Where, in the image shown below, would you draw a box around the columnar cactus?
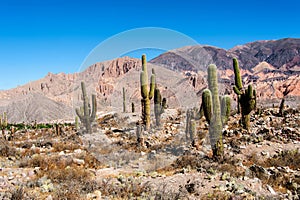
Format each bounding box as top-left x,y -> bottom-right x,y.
190,119 -> 197,146
279,98 -> 285,117
154,86 -> 167,127
75,82 -> 97,134
75,116 -> 79,130
136,121 -> 144,147
123,87 -> 126,113
202,64 -> 229,158
185,109 -> 191,141
3,112 -> 7,128
232,58 -> 256,131
0,112 -> 8,129
140,54 -> 155,130
132,102 -> 135,113
185,107 -> 203,144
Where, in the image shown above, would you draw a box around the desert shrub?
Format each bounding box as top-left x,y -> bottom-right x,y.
11,187 -> 24,200
200,190 -> 233,200
264,149 -> 300,170
52,141 -> 80,152
99,176 -> 151,199
0,142 -> 17,157
51,167 -> 98,199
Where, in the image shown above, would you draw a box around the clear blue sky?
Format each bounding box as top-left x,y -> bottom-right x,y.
1,0 -> 299,89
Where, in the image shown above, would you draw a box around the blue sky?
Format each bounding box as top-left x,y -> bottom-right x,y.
0,0 -> 300,89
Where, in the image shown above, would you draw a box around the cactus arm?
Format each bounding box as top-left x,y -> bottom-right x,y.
233,58 -> 243,90
149,73 -> 155,100
140,71 -> 148,99
142,54 -> 147,71
221,95 -> 231,125
233,86 -> 242,95
75,108 -> 84,119
90,94 -> 97,120
202,89 -> 212,124
162,98 -> 167,111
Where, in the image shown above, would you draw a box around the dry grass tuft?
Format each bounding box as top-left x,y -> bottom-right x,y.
52,141 -> 81,152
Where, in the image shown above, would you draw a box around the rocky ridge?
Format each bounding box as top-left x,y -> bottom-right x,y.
0,38 -> 300,122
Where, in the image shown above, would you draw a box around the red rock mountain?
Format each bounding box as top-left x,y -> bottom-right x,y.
0,38 -> 299,123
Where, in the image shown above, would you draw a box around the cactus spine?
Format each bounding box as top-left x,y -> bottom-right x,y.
154,86 -> 166,127
202,64 -> 226,158
140,54 -> 155,130
75,82 -> 97,134
232,58 -> 256,131
123,87 -> 126,113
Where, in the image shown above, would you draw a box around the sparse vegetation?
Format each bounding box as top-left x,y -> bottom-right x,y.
0,57 -> 299,199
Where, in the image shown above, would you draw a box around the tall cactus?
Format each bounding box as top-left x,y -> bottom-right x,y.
202,64 -> 230,158
75,82 -> 97,134
154,86 -> 167,127
140,54 -> 155,130
232,58 -> 256,131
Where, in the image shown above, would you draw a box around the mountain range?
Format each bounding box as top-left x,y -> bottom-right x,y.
1,38 -> 299,123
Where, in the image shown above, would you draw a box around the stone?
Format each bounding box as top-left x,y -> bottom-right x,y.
73,158 -> 85,165
266,184 -> 276,195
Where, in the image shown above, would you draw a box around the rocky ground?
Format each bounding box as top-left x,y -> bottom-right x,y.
0,106 -> 300,200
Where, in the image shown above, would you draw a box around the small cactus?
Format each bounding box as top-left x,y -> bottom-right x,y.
123,87 -> 126,113
279,98 -> 285,116
190,119 -> 197,146
154,86 -> 167,127
185,107 -> 203,145
75,116 -> 79,130
140,54 -> 155,130
0,112 -> 8,129
232,58 -> 256,131
136,121 -> 144,147
75,82 -> 97,134
132,102 -> 135,113
185,109 -> 191,141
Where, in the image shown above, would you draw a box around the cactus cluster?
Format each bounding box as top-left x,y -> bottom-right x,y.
154,85 -> 167,127
201,64 -> 231,158
232,58 -> 256,131
75,82 -> 97,134
140,54 -> 155,130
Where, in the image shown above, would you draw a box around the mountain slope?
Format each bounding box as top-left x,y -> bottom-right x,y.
1,38 -> 300,123
150,38 -> 300,71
